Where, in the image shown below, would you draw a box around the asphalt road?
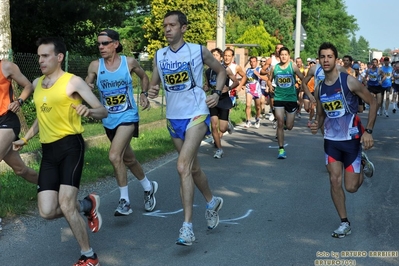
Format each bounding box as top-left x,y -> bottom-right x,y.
1,107 -> 398,266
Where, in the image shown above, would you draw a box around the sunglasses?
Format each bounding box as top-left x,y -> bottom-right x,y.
260,60 -> 266,62
97,40 -> 114,47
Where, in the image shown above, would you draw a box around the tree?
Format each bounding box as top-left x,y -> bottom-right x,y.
294,0 -> 358,60
225,0 -> 294,49
10,0 -> 137,54
235,20 -> 280,56
143,0 -> 217,58
0,0 -> 11,59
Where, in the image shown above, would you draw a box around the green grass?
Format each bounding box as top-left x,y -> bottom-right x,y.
0,102 -> 248,218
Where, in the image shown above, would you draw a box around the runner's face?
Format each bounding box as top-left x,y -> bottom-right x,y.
343,58 -> 351,67
212,52 -> 222,62
224,51 -> 234,65
296,58 -> 303,67
38,43 -> 62,76
279,50 -> 290,63
163,15 -> 186,44
250,58 -> 258,68
319,49 -> 336,73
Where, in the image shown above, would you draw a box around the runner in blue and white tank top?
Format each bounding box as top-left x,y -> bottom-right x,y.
310,42 -> 377,239
87,29 -> 158,217
365,58 -> 384,115
149,10 -> 226,247
391,62 -> 399,113
243,56 -> 262,128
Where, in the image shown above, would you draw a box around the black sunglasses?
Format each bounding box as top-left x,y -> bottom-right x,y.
97,41 -> 114,47
260,60 -> 266,62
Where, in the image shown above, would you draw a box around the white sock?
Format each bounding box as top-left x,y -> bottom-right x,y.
139,176 -> 152,191
206,196 -> 216,209
183,222 -> 193,229
119,185 -> 129,203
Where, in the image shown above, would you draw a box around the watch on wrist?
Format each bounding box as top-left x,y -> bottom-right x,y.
212,90 -> 222,96
365,128 -> 373,134
141,91 -> 148,97
17,98 -> 24,106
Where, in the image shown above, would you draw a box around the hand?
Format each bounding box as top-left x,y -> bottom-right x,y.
12,139 -> 25,151
139,93 -> 151,111
148,85 -> 160,99
8,101 -> 21,113
72,104 -> 91,117
205,93 -> 219,108
87,83 -> 95,90
310,95 -> 316,103
310,120 -> 319,135
361,132 -> 374,150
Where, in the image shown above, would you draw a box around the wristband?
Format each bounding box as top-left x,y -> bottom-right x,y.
141,91 -> 148,97
20,137 -> 28,145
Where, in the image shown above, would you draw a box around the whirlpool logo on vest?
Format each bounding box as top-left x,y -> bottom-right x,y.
159,59 -> 195,70
100,79 -> 131,89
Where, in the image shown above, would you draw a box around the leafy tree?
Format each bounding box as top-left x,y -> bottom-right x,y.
143,0 -> 217,58
10,0 -> 137,54
0,0 -> 11,57
294,0 -> 358,60
225,0 -> 294,49
235,20 -> 280,56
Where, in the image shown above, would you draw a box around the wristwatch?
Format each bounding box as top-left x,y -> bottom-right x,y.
141,91 -> 148,97
365,128 -> 373,134
212,90 -> 222,96
17,98 -> 24,106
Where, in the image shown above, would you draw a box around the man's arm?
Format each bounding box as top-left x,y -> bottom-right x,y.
13,119 -> 39,151
128,57 -> 151,110
301,65 -> 316,102
148,57 -> 162,99
3,60 -> 34,112
310,82 -> 325,135
69,76 -> 108,120
347,75 -> 377,150
236,65 -> 247,90
85,60 -> 99,90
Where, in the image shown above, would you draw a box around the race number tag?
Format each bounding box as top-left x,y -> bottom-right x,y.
321,92 -> 345,118
102,88 -> 129,113
276,74 -> 294,88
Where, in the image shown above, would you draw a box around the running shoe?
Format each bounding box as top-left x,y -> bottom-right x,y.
268,113 -> 275,121
73,253 -> 99,266
384,110 -> 389,117
377,110 -> 381,116
307,120 -> 312,128
176,225 -> 195,246
362,151 -> 375,178
214,149 -> 224,159
227,120 -> 235,134
272,120 -> 277,129
296,112 -> 301,118
244,120 -> 251,128
84,194 -> 102,233
114,198 -> 133,216
277,148 -> 286,159
331,222 -> 351,238
393,108 -> 396,114
254,119 -> 260,129
144,181 -> 158,212
205,197 -> 223,229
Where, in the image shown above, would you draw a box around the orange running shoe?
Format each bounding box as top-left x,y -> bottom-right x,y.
85,194 -> 102,233
73,253 -> 99,266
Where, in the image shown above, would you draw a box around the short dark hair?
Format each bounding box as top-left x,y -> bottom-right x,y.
343,55 -> 353,62
318,42 -> 338,59
279,46 -> 290,54
164,10 -> 188,27
36,37 -> 67,61
224,47 -> 235,56
211,48 -> 223,57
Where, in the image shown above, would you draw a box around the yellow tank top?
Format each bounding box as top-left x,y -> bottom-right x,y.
34,72 -> 84,143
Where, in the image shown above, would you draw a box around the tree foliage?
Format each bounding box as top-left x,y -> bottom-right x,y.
292,0 -> 358,60
143,0 -> 217,58
10,0 -> 137,54
225,0 -> 294,49
235,20 -> 280,57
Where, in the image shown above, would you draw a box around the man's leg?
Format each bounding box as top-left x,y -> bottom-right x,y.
210,115 -> 221,149
274,107 -> 285,147
328,161 -> 346,219
3,149 -> 38,184
245,93 -> 253,124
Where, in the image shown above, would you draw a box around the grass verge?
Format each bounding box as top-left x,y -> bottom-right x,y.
0,102 -> 248,218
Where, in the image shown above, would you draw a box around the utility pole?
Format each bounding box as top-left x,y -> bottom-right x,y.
216,0 -> 225,50
294,0 -> 302,59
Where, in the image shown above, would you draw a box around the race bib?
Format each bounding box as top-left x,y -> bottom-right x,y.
320,92 -> 345,118
102,87 -> 129,113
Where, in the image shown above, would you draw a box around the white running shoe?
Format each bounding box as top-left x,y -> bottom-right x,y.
268,113 -> 275,121
213,149 -> 224,159
384,110 -> 389,117
362,151 -> 375,178
227,121 -> 234,134
244,121 -> 251,128
176,225 -> 195,246
331,222 -> 351,238
254,120 -> 260,128
205,197 -> 223,229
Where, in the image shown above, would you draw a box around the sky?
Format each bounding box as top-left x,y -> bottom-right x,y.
344,0 -> 398,51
